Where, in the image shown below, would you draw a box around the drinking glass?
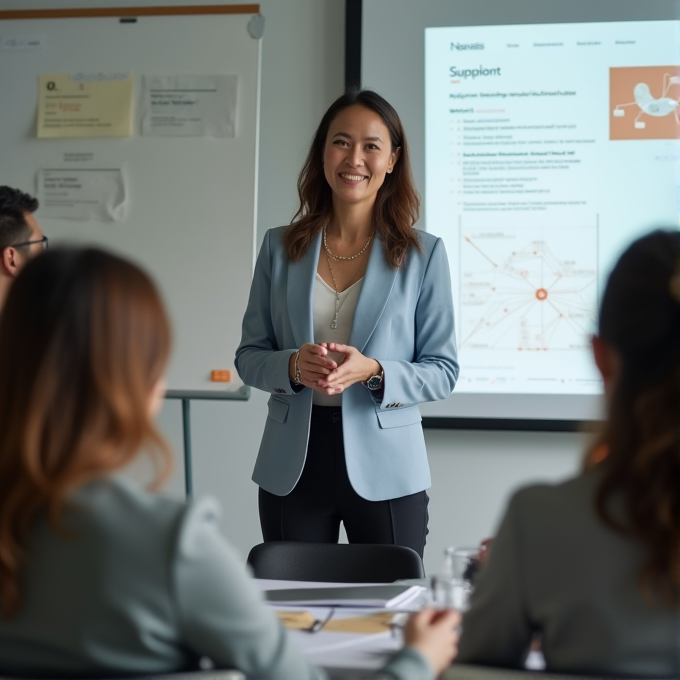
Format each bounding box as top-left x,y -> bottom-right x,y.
429,572 -> 457,609
442,545 -> 481,612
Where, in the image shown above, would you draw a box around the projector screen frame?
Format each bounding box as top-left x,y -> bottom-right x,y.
343,0 -> 639,433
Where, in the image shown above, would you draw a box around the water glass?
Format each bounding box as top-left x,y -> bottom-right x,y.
443,545 -> 481,612
429,572 -> 457,609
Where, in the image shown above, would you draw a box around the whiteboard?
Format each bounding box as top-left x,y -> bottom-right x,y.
0,6 -> 261,392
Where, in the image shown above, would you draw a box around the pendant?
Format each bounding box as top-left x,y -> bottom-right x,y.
331,320 -> 337,329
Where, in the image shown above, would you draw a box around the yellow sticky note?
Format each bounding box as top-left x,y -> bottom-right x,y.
275,610 -> 317,630
38,73 -> 133,138
325,612 -> 396,635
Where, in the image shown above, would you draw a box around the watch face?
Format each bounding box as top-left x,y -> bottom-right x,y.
367,375 -> 382,390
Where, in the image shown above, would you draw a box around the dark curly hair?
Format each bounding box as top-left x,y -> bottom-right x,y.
0,186 -> 39,251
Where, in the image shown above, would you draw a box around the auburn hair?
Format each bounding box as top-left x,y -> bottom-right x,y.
0,248 -> 172,618
583,229 -> 680,606
284,89 -> 421,268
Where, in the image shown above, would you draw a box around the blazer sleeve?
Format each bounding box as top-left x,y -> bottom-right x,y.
234,229 -> 299,396
172,498 -> 436,680
379,237 -> 459,407
456,490 -> 535,668
173,498 -> 324,680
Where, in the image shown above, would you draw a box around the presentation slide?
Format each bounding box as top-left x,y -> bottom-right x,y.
425,20 -> 680,415
426,20 -> 680,397
360,2 -> 680,423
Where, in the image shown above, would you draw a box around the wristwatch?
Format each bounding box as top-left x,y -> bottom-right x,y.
363,369 -> 384,391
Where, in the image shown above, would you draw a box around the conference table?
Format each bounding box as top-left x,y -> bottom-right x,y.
257,578 -> 416,674
256,578 -> 546,679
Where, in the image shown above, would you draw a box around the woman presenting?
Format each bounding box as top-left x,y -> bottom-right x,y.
235,90 -> 458,557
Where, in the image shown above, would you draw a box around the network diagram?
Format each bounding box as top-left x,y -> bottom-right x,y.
459,228 -> 597,352
613,73 -> 680,128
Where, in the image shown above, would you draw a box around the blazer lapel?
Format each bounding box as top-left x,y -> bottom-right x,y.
349,238 -> 398,353
287,230 -> 321,348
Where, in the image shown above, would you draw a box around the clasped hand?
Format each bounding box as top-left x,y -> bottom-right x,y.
292,342 -> 381,395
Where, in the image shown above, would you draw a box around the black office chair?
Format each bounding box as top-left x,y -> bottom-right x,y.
246,541 -> 425,582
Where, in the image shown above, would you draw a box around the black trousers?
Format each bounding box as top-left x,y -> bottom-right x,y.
259,405 -> 429,558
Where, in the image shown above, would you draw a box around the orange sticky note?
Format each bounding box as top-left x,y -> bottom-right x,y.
211,370 -> 232,382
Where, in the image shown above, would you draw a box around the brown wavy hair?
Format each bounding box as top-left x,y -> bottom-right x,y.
0,248 -> 172,618
583,229 -> 680,606
284,89 -> 421,268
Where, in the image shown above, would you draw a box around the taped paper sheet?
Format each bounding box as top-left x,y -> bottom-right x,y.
141,75 -> 238,137
37,73 -> 132,138
37,168 -> 127,221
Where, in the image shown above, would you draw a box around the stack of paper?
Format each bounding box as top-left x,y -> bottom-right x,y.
264,584 -> 424,608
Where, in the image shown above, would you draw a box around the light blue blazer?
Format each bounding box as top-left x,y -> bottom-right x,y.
235,226 -> 458,502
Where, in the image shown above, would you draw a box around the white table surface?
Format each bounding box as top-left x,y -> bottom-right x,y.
255,579 -> 545,672
256,579 -> 421,669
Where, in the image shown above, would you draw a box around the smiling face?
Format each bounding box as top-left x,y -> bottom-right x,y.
323,104 -> 400,212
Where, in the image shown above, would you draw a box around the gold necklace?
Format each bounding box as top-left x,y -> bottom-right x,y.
323,225 -> 372,261
325,253 -> 341,329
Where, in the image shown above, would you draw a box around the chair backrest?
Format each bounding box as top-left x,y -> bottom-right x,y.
246,541 -> 425,582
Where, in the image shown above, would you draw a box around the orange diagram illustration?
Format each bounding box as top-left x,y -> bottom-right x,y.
610,66 -> 680,140
460,228 -> 597,351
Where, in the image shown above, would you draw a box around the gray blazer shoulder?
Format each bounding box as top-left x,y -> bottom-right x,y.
0,478 -> 433,680
457,471 -> 680,677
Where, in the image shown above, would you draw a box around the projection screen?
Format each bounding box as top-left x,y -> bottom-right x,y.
353,0 -> 680,429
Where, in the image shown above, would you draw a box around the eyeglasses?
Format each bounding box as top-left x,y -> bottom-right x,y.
11,236 -> 49,251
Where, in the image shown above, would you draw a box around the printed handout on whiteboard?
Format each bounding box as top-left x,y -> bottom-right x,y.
37,168 -> 127,221
141,75 -> 238,137
37,73 -> 133,138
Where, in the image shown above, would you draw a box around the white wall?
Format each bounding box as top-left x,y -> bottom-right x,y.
0,0 -> 586,574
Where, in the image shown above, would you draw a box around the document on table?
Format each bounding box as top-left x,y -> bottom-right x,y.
257,582 -> 416,670
281,606 -> 402,667
277,609 -> 403,634
265,584 -> 424,608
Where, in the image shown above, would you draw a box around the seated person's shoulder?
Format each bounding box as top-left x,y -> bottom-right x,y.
71,477 -> 192,540
508,470 -> 600,520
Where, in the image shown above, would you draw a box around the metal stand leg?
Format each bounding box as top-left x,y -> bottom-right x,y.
181,398 -> 193,498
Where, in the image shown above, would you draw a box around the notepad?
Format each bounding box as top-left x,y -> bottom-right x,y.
264,584 -> 424,608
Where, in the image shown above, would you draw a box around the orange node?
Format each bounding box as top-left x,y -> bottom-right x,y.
535,288 -> 548,301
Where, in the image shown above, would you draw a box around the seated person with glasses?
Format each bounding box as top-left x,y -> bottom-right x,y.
0,186 -> 48,309
0,246 -> 458,680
